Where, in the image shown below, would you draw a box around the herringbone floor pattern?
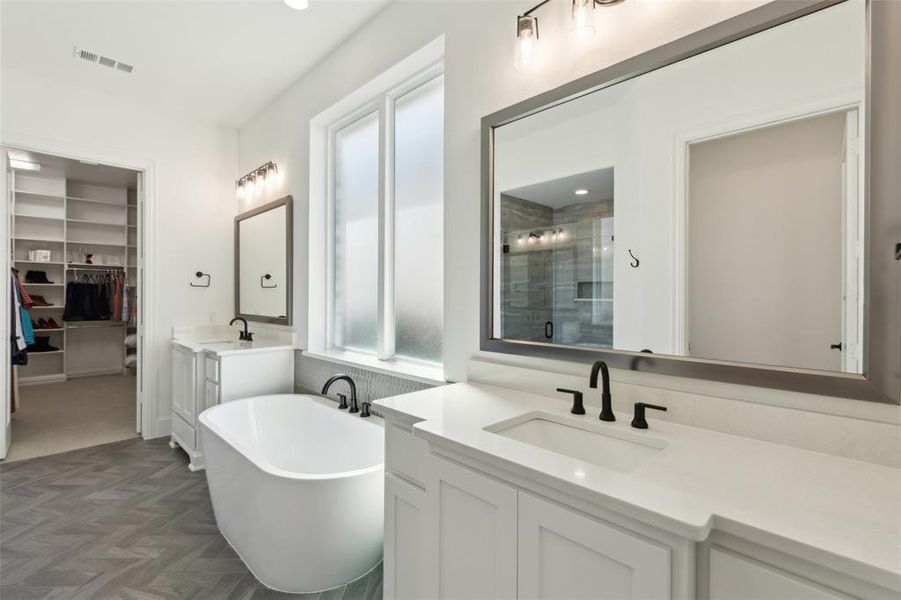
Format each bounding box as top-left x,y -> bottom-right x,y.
0,438 -> 383,600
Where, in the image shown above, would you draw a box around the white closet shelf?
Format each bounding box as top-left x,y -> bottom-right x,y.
67,263 -> 126,268
66,218 -> 127,227
13,236 -> 65,243
14,261 -> 65,265
26,350 -> 65,355
33,328 -> 64,332
66,196 -> 127,207
65,240 -> 127,247
30,305 -> 62,310
23,283 -> 64,287
13,190 -> 65,201
66,321 -> 125,329
13,214 -> 65,222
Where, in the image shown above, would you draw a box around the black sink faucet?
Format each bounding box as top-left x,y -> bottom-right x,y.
322,374 -> 359,413
229,317 -> 253,341
589,360 -> 615,422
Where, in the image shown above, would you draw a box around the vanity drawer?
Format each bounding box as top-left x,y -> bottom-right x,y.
205,356 -> 219,383
171,413 -> 195,450
386,424 -> 428,488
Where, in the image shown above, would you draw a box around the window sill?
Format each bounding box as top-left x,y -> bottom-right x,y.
301,349 -> 446,387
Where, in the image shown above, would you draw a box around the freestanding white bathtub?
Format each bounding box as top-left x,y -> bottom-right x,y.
198,394 -> 384,594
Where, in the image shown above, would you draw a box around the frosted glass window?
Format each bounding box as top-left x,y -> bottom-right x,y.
334,111 -> 379,352
394,75 -> 445,363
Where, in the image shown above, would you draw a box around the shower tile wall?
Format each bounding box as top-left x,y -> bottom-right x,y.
295,353 -> 435,408
501,195 -> 614,347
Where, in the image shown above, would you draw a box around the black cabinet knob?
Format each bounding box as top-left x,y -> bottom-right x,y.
556,388 -> 585,415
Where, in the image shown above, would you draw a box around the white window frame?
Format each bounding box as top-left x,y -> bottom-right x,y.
325,63 -> 445,366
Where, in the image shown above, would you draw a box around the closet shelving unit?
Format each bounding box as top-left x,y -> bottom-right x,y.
11,172 -> 133,385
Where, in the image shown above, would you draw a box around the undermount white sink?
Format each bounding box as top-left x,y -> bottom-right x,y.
485,412 -> 668,473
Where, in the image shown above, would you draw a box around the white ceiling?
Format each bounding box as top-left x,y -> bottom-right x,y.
503,167 -> 615,209
1,0 -> 392,128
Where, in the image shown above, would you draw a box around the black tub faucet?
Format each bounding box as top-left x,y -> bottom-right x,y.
322,374 -> 359,413
589,360 -> 615,422
229,317 -> 253,341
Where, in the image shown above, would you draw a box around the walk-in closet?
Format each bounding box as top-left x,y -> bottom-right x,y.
6,149 -> 142,461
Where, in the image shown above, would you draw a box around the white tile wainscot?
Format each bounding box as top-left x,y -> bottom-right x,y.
169,325 -> 294,470
374,383 -> 901,600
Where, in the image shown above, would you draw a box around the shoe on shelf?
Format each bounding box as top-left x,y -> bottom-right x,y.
31,320 -> 40,330
46,318 -> 62,329
26,336 -> 59,353
37,318 -> 50,329
29,295 -> 53,307
25,270 -> 53,284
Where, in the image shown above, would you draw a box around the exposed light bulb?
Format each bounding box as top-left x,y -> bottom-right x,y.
266,162 -> 279,188
515,15 -> 540,70
285,0 -> 309,10
246,175 -> 256,197
517,235 -> 524,245
574,188 -> 590,196
570,0 -> 596,40
236,179 -> 245,200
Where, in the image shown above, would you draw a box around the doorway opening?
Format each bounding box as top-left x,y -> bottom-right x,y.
4,148 -> 144,462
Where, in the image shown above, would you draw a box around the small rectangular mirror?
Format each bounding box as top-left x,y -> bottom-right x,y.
235,195 -> 292,325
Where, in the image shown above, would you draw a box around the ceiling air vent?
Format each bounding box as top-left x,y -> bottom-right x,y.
78,48 -> 98,63
73,47 -> 134,74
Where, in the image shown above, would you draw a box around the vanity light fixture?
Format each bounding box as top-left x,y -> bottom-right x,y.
235,161 -> 278,199
515,13 -> 541,70
515,0 -> 625,67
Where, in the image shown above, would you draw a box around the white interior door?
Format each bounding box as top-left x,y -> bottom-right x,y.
135,171 -> 144,434
1,151 -> 10,459
841,109 -> 863,373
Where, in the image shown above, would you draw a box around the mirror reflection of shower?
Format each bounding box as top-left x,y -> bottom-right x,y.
499,167 -> 614,348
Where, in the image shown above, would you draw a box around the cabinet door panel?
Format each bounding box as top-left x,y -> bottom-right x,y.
204,380 -> 219,410
171,348 -> 196,422
519,492 -> 671,600
385,474 -> 432,600
428,456 -> 517,599
709,547 -> 854,600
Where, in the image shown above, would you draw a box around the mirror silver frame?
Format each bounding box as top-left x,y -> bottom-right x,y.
235,195 -> 293,326
481,0 -> 900,404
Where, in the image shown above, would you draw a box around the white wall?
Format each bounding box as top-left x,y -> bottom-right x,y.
238,0 -> 900,464
1,66 -> 238,438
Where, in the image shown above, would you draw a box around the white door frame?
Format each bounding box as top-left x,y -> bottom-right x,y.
672,90 -> 864,357
0,132 -> 157,455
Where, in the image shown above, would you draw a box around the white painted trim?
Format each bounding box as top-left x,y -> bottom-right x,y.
0,130 -> 159,440
1,153 -> 10,459
302,349 -> 445,386
671,88 -> 864,356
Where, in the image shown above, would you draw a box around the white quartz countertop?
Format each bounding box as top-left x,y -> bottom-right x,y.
373,382 -> 901,589
170,337 -> 294,356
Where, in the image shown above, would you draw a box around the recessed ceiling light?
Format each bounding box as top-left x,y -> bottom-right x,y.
285,0 -> 309,9
574,188 -> 590,196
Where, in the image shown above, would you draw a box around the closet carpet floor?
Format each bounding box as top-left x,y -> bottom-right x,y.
6,375 -> 138,463
0,438 -> 384,600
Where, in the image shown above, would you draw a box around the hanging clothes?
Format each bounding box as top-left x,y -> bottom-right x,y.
10,270 -> 28,366
63,272 -> 120,321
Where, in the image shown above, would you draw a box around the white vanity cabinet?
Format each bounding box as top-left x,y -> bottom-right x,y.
383,423 -> 680,600
518,492 -> 671,600
169,338 -> 294,471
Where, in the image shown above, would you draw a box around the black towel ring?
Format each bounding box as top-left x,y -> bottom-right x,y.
191,271 -> 211,288
628,249 -> 640,268
260,274 -> 277,289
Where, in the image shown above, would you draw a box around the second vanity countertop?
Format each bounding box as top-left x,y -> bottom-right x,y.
171,336 -> 294,357
373,382 -> 901,590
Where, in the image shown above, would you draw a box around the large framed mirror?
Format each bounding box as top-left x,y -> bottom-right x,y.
481,0 -> 900,403
235,195 -> 293,325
